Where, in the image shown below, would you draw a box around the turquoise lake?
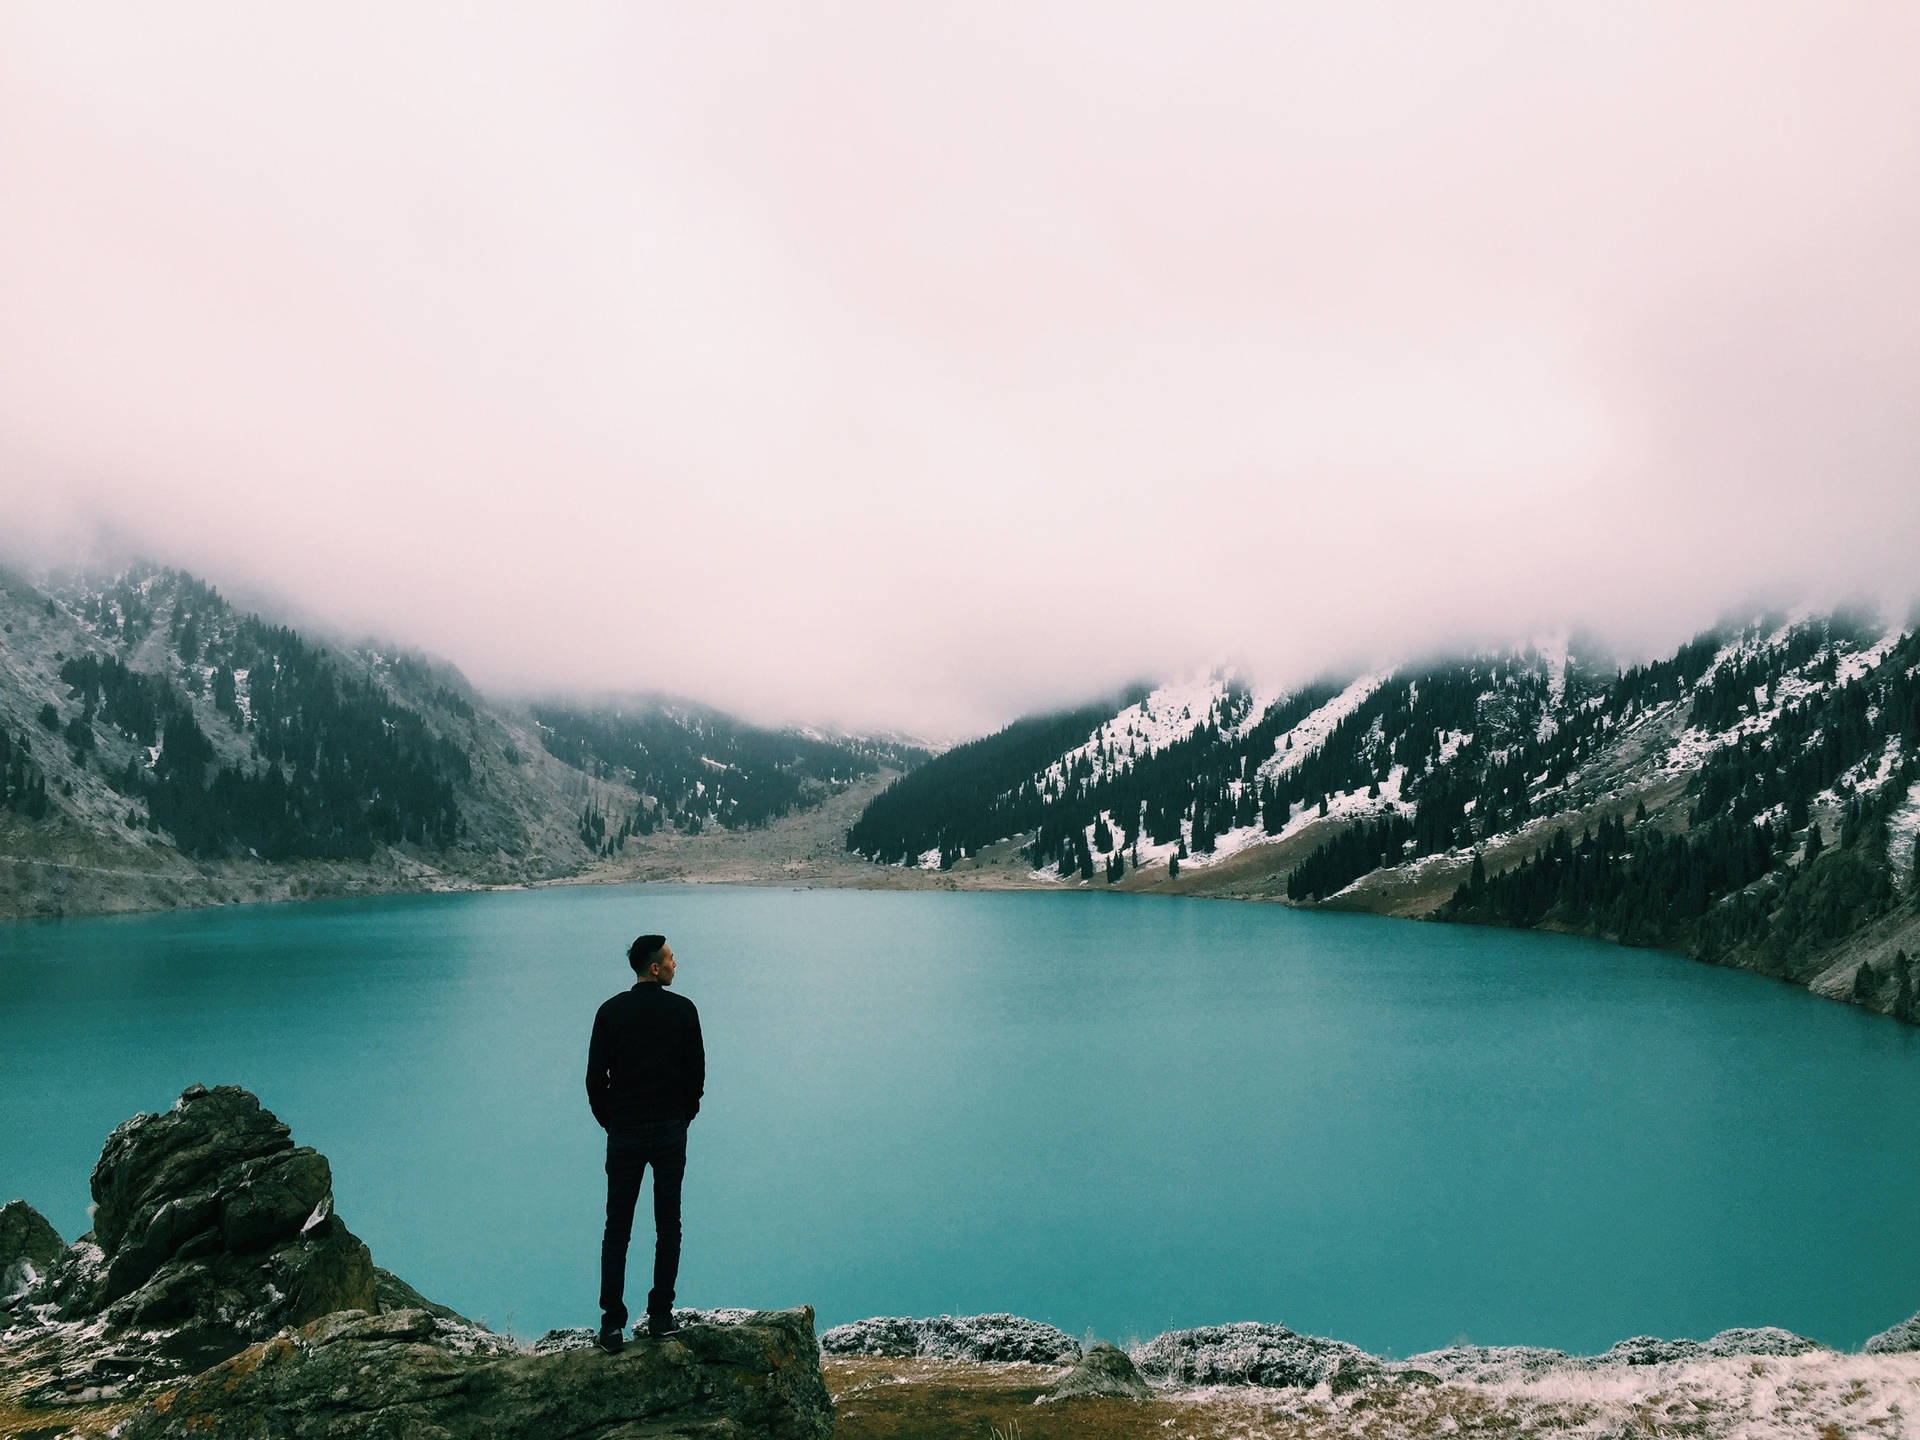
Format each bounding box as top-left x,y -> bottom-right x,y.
2,885 -> 1916,1356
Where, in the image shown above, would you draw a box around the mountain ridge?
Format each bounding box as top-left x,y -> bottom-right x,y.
7,557 -> 1917,1028
844,612 -> 1920,1023
0,560 -> 927,920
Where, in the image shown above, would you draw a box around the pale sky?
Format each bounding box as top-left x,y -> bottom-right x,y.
2,4 -> 1916,737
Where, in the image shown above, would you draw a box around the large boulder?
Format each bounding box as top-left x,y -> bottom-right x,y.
0,1200 -> 64,1306
48,1084 -> 375,1347
1040,1340 -> 1151,1402
1,1086 -> 391,1408
1865,1312 -> 1920,1354
1598,1327 -> 1822,1366
1132,1321 -> 1373,1388
819,1312 -> 1082,1363
119,1305 -> 835,1440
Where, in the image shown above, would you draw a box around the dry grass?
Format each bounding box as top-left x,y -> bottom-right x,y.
824,1349 -> 1920,1440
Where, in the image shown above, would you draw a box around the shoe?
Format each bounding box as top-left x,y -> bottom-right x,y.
645,1314 -> 681,1339
595,1328 -> 625,1355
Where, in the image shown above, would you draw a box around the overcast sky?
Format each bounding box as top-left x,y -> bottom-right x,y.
2,4 -> 1916,737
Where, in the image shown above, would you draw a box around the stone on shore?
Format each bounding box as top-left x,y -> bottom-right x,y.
1,1084 -> 835,1440
47,1084 -> 376,1351
1865,1311 -> 1920,1354
1597,1326 -> 1822,1366
819,1311 -> 1083,1363
0,1199 -> 65,1305
1039,1340 -> 1151,1402
1132,1321 -> 1373,1388
120,1304 -> 834,1440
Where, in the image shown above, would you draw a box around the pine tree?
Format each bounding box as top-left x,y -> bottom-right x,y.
1168,854 -> 1179,879
1803,822 -> 1824,866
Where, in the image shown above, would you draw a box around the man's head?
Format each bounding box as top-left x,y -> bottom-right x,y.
628,933 -> 675,985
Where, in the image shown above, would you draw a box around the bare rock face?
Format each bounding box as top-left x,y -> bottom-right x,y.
0,1085 -> 387,1407
0,1199 -> 65,1304
52,1084 -> 376,1348
119,1305 -> 834,1440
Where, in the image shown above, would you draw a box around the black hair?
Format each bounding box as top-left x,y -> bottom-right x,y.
628,934 -> 668,973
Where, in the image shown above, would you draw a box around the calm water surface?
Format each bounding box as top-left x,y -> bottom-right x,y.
2,885 -> 1916,1355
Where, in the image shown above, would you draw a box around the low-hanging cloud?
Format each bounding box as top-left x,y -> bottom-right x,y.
2,3 -> 1916,738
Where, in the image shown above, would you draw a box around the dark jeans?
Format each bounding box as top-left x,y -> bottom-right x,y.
599,1119 -> 687,1332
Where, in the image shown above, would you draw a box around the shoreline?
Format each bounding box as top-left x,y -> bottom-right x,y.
6,780 -> 1913,1031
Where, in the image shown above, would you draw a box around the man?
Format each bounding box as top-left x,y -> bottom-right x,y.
585,933 -> 705,1354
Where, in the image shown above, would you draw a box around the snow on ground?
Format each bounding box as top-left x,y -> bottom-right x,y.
1533,630 -> 1570,711
1658,625 -> 1911,782
1039,671 -> 1288,792
1836,625 -> 1903,687
1891,778 -> 1920,891
1030,765 -> 1412,885
1257,673 -> 1389,784
1152,1349 -> 1920,1440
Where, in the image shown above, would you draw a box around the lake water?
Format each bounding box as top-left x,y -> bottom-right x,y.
2,885 -> 1916,1356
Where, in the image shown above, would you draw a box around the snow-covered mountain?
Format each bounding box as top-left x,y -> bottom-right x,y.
847,614 -> 1920,1022
0,561 -> 925,918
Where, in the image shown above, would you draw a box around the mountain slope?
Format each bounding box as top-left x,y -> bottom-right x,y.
845,613 -> 1920,1022
0,562 -> 925,919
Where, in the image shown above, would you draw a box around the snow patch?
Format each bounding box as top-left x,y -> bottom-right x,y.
1890,777 -> 1920,891
1039,671 -> 1284,792
1257,673 -> 1389,783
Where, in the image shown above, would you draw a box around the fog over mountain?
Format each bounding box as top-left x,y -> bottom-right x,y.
2,4 -> 1916,736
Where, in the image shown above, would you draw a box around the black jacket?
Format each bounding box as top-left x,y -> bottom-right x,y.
586,982 -> 705,1132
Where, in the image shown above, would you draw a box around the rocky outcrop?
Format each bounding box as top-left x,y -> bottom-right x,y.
44,1085 -> 375,1351
1865,1311 -> 1920,1354
1040,1340 -> 1151,1402
1597,1326 -> 1821,1365
1408,1326 -> 1825,1384
819,1311 -> 1082,1363
0,1198 -> 65,1304
0,1085 -> 835,1440
120,1304 -> 834,1440
1133,1321 -> 1374,1388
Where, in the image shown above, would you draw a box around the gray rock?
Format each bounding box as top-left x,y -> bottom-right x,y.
1402,1343 -> 1575,1384
0,1199 -> 64,1308
1864,1312 -> 1920,1354
1600,1326 -> 1821,1366
1407,1326 -> 1822,1384
1039,1341 -> 1150,1402
50,1082 -> 377,1354
119,1305 -> 835,1440
531,1309 -> 764,1356
819,1312 -> 1082,1363
530,1325 -> 599,1354
1,1085 -> 433,1404
1132,1322 -> 1372,1388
